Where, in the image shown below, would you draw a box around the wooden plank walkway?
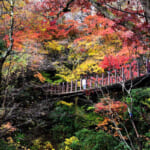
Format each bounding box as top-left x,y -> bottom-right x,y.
47,58 -> 150,96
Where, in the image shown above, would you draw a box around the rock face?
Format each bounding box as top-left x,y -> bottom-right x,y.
38,57 -> 56,72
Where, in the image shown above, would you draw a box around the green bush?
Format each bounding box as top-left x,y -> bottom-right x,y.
74,128 -> 118,150
48,103 -> 77,143
48,101 -> 102,149
60,128 -> 131,150
0,140 -> 16,150
124,88 -> 150,149
125,88 -> 150,129
0,39 -> 6,50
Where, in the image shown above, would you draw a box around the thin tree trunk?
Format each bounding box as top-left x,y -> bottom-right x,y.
140,0 -> 150,23
0,63 -> 2,100
0,59 -> 5,101
0,0 -> 15,101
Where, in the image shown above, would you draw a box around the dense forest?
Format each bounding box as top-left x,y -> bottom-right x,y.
0,0 -> 150,150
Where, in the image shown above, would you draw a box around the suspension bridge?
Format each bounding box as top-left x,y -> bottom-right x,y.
45,58 -> 150,96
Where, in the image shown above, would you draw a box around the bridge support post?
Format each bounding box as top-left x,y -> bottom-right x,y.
80,79 -> 82,90
71,81 -> 73,92
90,79 -> 92,89
137,60 -> 140,77
57,84 -> 59,93
111,75 -> 113,85
146,58 -> 149,74
129,64 -> 133,79
59,84 -> 61,93
55,83 -> 57,94
75,80 -> 77,91
122,67 -> 125,82
50,84 -> 52,95
104,78 -> 106,86
108,71 -> 110,85
95,74 -> 98,88
66,82 -> 69,93
99,80 -> 102,87
62,82 -> 64,93
102,73 -> 104,86
115,69 -> 117,83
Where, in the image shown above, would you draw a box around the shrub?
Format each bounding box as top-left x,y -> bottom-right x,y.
0,139 -> 16,150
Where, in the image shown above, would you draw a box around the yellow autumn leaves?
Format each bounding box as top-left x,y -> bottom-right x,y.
38,14 -> 123,83
44,40 -> 64,52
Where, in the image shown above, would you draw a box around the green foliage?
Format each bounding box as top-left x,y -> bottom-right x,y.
144,132 -> 150,149
124,88 -> 150,149
0,39 -> 6,59
74,106 -> 102,128
87,106 -> 95,111
48,104 -> 76,142
42,71 -> 65,83
30,138 -> 54,150
125,88 -> 150,123
61,136 -> 80,150
0,39 -> 6,49
126,88 -> 150,103
1,88 -> 149,150
41,72 -> 53,83
71,128 -> 118,150
142,98 -> 150,108
2,53 -> 30,77
48,101 -> 101,145
52,75 -> 64,83
14,133 -> 25,144
48,101 -> 120,150
114,142 -> 130,150
0,140 -> 16,150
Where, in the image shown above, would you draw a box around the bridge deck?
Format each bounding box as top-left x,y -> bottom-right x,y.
45,59 -> 150,96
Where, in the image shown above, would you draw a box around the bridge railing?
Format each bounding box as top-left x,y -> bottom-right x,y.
48,58 -> 150,95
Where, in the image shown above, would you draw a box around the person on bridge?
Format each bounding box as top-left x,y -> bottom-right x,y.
82,76 -> 87,90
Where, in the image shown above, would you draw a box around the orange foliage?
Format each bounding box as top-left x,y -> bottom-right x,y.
95,100 -> 127,114
34,72 -> 45,83
0,122 -> 16,133
95,97 -> 127,138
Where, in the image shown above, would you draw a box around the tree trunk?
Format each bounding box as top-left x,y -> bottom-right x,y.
0,61 -> 3,101
0,57 -> 6,101
140,0 -> 150,23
